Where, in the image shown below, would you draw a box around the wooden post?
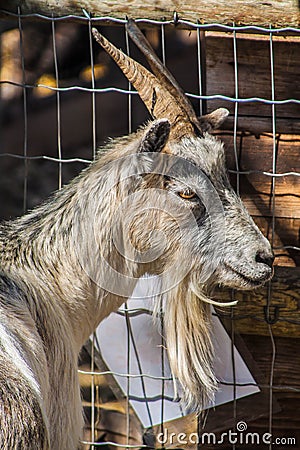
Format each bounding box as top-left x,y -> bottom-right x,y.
0,0 -> 299,28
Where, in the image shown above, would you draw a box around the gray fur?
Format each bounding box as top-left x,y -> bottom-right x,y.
0,117 -> 273,447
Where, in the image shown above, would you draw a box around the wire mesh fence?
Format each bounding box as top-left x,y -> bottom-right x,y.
0,8 -> 300,450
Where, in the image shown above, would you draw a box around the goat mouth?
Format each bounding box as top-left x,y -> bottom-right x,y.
224,263 -> 270,288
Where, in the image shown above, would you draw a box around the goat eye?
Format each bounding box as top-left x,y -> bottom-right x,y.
178,189 -> 196,200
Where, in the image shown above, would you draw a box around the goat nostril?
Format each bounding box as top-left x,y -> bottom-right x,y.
255,252 -> 275,269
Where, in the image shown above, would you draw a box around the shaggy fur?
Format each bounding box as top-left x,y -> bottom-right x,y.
0,22 -> 274,448
0,120 -> 273,448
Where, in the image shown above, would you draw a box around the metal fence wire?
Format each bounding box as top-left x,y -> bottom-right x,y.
0,9 -> 300,450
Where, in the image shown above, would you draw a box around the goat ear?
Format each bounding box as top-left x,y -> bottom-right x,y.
198,108 -> 229,132
140,119 -> 170,153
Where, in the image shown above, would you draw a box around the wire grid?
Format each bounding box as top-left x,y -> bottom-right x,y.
0,9 -> 300,450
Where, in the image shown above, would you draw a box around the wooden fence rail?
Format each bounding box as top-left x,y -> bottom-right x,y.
0,0 -> 300,28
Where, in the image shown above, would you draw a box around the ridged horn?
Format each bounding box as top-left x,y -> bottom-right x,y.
92,28 -> 197,140
126,19 -> 203,135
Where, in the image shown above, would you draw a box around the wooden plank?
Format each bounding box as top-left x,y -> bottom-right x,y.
0,0 -> 300,28
223,133 -> 300,175
206,33 -> 300,121
239,334 -> 300,449
242,194 -> 300,219
220,132 -> 300,220
215,266 -> 300,337
224,115 -> 300,136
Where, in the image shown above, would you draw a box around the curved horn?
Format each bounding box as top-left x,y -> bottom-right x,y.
126,19 -> 202,135
92,28 -> 197,140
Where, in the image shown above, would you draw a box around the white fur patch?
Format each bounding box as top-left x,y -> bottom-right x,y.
0,322 -> 41,398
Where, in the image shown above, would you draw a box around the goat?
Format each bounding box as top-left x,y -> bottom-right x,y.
0,20 -> 273,449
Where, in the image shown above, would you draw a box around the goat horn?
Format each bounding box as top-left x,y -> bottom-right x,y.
92,28 -> 198,140
126,19 -> 202,135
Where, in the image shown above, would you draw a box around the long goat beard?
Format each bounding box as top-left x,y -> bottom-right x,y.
154,278 -> 218,412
